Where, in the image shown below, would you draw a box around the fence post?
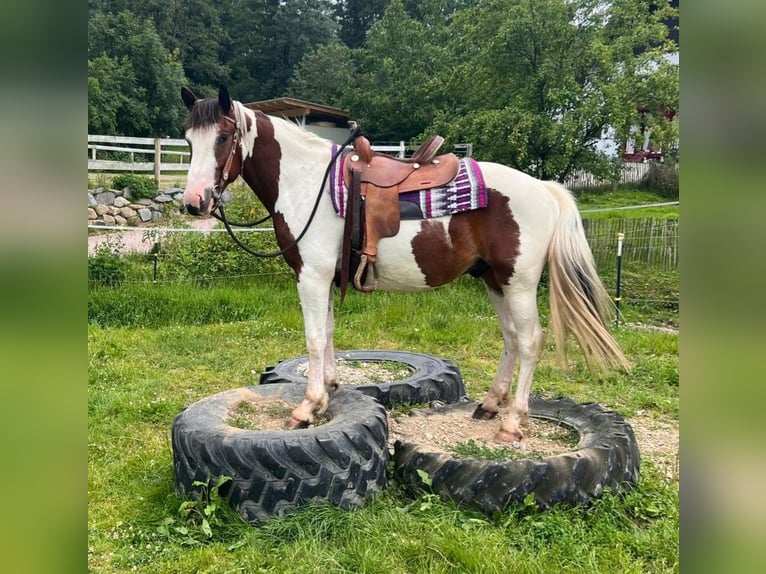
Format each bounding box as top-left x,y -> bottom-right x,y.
154,138 -> 161,185
615,232 -> 624,327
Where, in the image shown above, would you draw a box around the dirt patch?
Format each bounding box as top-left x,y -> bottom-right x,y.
227,397 -> 295,431
295,359 -> 414,385
389,409 -> 579,459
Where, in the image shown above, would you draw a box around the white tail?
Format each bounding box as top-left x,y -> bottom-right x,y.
543,181 -> 631,373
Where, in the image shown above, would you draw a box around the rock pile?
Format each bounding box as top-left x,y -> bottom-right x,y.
88,187 -> 186,226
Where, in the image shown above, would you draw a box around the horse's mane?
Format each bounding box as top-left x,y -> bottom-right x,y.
186,98 -> 222,129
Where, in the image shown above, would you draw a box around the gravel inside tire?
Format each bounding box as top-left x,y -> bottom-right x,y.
259,350 -> 465,407
393,396 -> 641,515
172,383 -> 389,524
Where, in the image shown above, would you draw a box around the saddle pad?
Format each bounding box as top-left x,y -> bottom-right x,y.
330,145 -> 487,219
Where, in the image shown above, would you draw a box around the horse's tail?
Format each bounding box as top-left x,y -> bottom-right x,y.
543,181 -> 631,373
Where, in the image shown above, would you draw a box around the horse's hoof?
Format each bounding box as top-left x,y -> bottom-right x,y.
472,404 -> 499,420
494,429 -> 523,445
327,382 -> 339,393
284,416 -> 310,430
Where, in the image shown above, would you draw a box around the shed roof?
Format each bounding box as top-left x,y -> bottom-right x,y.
244,97 -> 350,123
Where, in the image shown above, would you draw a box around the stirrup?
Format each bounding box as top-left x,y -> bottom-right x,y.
353,254 -> 378,292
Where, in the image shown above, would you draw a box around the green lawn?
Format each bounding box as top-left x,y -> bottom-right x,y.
88,270 -> 678,573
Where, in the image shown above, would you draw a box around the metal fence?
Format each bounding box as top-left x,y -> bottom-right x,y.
583,217 -> 678,270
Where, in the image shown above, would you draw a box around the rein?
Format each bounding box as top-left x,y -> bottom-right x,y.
212,125 -> 362,259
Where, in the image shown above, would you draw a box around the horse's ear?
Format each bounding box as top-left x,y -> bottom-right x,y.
181,87 -> 198,110
218,85 -> 232,113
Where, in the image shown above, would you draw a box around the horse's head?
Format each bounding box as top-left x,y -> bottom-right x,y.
181,85 -> 246,216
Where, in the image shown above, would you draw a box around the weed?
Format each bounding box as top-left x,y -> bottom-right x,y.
88,236 -> 127,286
157,476 -> 235,545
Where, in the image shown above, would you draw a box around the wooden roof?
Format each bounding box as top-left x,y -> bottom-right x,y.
244,97 -> 350,123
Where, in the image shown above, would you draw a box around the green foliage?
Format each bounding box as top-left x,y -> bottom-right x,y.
639,162 -> 679,199
111,173 -> 157,199
88,9 -> 186,136
157,476 -> 239,545
88,237 -> 127,287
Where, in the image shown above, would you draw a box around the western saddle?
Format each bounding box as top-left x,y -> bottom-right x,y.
339,133 -> 459,299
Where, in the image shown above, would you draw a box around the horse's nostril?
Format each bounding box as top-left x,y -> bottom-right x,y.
186,203 -> 202,216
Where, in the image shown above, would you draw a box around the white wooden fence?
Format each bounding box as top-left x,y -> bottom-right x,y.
88,135 -> 190,183
87,135 -> 474,183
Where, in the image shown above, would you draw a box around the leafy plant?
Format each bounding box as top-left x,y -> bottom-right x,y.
157,476 -> 234,545
111,173 -> 158,200
88,237 -> 127,286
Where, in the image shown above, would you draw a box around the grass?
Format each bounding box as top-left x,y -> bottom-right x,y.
88,187 -> 678,572
89,280 -> 678,573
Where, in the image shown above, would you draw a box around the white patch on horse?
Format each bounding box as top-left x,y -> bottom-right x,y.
374,221 -> 434,291
184,126 -> 218,209
232,101 -> 257,158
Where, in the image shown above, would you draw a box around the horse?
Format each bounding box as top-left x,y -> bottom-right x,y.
180,85 -> 630,444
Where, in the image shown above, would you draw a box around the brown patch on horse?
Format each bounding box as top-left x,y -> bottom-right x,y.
412,189 -> 520,291
186,98 -> 223,130
239,113 -> 303,276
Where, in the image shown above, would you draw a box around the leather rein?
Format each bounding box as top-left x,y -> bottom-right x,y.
211,116 -> 361,258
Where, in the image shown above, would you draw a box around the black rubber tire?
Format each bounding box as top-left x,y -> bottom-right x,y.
172,383 -> 388,524
259,350 -> 465,407
393,395 -> 641,515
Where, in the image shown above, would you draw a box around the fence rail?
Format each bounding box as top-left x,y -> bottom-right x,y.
88,135 -> 190,182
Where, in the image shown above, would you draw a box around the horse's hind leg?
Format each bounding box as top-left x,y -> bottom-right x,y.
475,287 -> 518,419
495,286 -> 544,444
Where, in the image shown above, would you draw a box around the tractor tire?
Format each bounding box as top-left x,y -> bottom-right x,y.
393,396 -> 640,515
259,350 -> 465,407
172,383 -> 388,524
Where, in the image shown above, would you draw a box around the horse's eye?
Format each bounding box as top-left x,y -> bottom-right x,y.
217,134 -> 228,145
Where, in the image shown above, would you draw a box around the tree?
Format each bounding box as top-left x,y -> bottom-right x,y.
422,0 -> 678,180
343,0 -> 454,142
287,42 -> 357,108
88,0 -> 230,94
334,0 -> 388,48
223,0 -> 339,102
88,10 -> 187,136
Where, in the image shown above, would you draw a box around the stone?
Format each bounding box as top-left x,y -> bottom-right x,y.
152,211 -> 162,223
88,193 -> 97,208
95,204 -> 110,216
114,215 -> 127,226
138,208 -> 153,222
102,214 -> 116,226
167,187 -> 185,195
113,196 -> 130,208
87,208 -> 97,220
119,206 -> 137,219
136,198 -> 154,206
108,206 -> 121,216
96,191 -> 115,206
127,216 -> 141,226
154,194 -> 174,203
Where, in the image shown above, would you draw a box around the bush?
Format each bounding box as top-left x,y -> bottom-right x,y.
88,237 -> 127,286
111,173 -> 158,200
639,162 -> 679,199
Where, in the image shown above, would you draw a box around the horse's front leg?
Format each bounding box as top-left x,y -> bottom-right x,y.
286,273 -> 334,429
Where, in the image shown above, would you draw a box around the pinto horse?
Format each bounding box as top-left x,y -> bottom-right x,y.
180,86 -> 629,443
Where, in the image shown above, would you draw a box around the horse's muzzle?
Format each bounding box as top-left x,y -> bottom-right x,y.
185,186 -> 214,216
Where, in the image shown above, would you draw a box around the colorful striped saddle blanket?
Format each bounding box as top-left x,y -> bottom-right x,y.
329,148 -> 488,220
